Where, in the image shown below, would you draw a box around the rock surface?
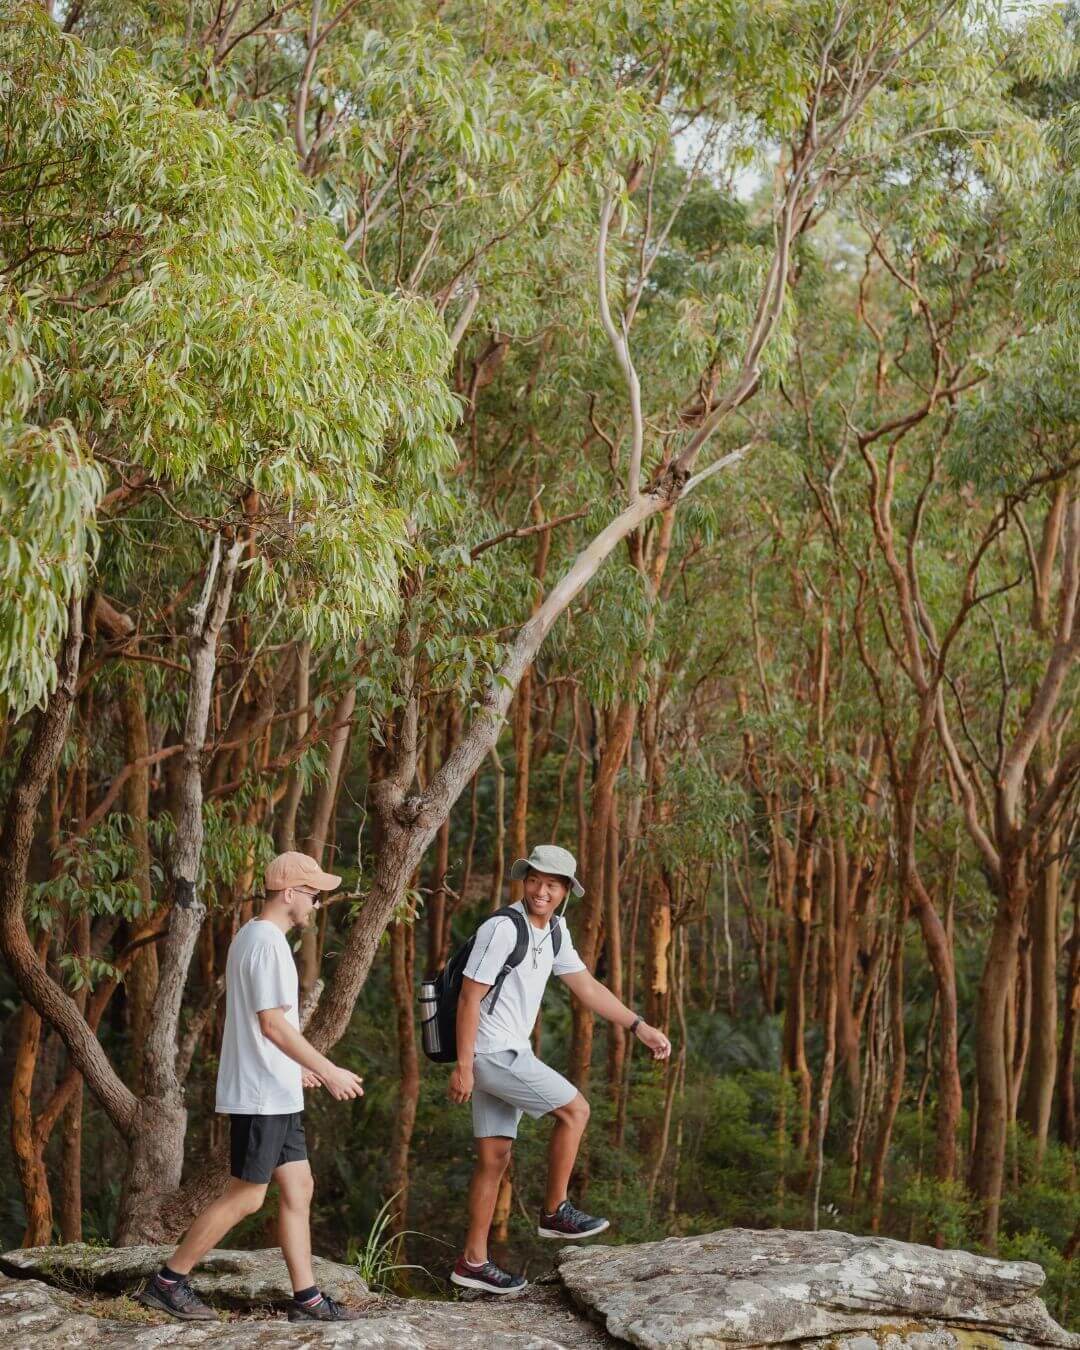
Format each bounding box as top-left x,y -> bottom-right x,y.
2,1230 -> 1078,1349
0,1272 -> 610,1348
557,1228 -> 1080,1349
0,1242 -> 367,1309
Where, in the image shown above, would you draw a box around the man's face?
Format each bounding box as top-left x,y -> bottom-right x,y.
286,885 -> 320,928
522,869 -> 569,920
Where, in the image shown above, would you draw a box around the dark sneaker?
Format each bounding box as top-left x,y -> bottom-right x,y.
538,1199 -> 610,1240
450,1256 -> 527,1296
288,1293 -> 365,1322
135,1273 -> 218,1321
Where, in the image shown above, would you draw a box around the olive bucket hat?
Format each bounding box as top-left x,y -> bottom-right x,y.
508,844 -> 585,897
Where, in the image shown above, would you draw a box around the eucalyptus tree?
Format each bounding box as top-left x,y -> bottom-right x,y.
292,0 -> 988,1103
1,2 -> 454,1240
2,0 -> 1037,1245
850,41 -> 1080,1244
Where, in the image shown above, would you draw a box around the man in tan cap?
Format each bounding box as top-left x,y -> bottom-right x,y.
137,852 -> 365,1324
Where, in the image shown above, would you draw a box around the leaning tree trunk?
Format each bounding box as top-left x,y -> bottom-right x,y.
0,600 -> 139,1147
116,536 -> 243,1244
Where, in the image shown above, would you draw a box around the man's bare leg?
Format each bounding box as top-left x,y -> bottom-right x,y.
275,1160 -> 316,1293
167,1179 -> 268,1275
544,1093 -> 590,1214
463,1137 -> 513,1266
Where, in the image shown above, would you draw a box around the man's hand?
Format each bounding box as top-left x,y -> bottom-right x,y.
301,1071 -> 321,1090
448,1063 -> 474,1104
318,1064 -> 364,1100
635,1022 -> 672,1060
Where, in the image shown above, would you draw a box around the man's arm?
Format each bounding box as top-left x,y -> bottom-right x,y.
448,977 -> 490,1103
558,970 -> 672,1060
257,1008 -> 364,1100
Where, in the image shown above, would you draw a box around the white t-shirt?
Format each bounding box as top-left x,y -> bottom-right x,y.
463,901 -> 586,1054
215,920 -> 304,1115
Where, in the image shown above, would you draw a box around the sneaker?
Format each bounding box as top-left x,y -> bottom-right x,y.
288,1293 -> 365,1322
537,1199 -> 610,1240
135,1273 -> 218,1321
450,1256 -> 528,1296
286,1290 -> 367,1323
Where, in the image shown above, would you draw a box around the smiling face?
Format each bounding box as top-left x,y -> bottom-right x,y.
522,868 -> 570,924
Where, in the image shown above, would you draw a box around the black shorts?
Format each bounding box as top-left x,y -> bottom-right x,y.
228,1112 -> 307,1183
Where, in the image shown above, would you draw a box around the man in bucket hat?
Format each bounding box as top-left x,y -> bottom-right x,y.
448,844 -> 671,1295
137,852 -> 365,1324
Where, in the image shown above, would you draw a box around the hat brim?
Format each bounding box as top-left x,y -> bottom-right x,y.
310,867 -> 342,891
509,858 -> 584,897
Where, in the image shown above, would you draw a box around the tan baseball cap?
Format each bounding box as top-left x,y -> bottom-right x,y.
264,851 -> 341,894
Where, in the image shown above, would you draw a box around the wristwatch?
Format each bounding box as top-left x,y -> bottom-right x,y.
629,1015 -> 643,1037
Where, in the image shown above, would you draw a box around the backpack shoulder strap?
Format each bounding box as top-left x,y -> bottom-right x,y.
551,913 -> 563,958
485,907 -> 530,1013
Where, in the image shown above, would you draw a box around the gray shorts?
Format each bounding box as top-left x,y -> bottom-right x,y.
471,1047 -> 577,1138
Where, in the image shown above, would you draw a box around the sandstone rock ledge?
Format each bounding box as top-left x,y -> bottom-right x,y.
0,1274 -> 601,1348
0,1229 -> 1077,1349
0,1242 -> 368,1310
557,1228 -> 1080,1350
0,1243 -> 612,1349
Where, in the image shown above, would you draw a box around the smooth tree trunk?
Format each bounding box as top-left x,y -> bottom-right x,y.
905,860 -> 963,1183
604,812 -> 626,1093
300,684 -> 356,995
117,537 -> 243,1244
508,674 -> 532,905
388,915 -> 420,1235
488,746 -> 506,909
11,991 -> 51,1245
569,697 -> 636,1087
1020,833 -> 1059,1161
121,667 -> 158,1096
426,704 -> 459,976
970,879 -> 1027,1251
276,640 -> 311,852
58,911 -> 91,1244
1057,879 -> 1080,1147
570,509 -> 674,1089
58,1082 -> 85,1244
506,517 -> 550,910
782,808 -> 815,1161
868,912 -> 907,1231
